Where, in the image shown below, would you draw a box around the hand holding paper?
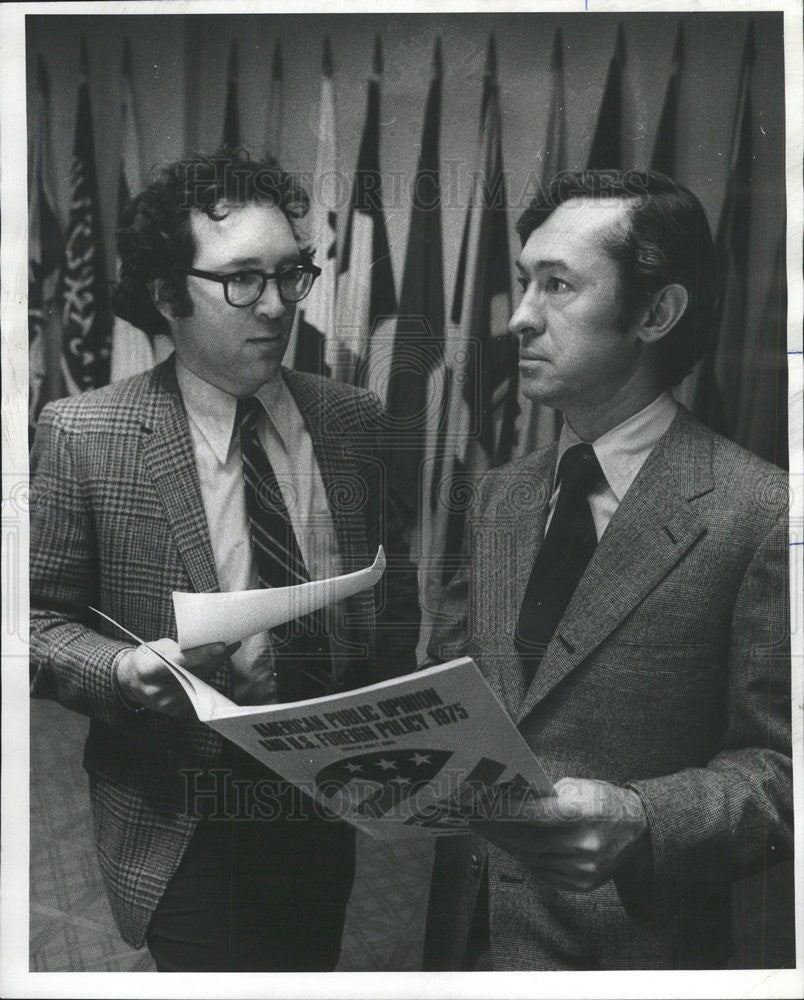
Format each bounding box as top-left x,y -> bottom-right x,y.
172,547 -> 386,649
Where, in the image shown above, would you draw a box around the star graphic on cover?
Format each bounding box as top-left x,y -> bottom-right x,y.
314,749 -> 456,819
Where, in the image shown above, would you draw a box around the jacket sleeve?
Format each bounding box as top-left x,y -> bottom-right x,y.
29,404 -> 136,725
619,498 -> 792,922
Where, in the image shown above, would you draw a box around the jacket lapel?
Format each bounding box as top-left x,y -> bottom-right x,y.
481,446 -> 556,717
139,357 -> 220,597
515,408 -> 714,723
281,368 -> 369,571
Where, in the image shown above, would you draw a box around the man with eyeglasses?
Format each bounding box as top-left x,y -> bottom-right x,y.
29,149 -> 420,971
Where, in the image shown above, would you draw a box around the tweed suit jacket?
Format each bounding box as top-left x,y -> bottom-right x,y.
29,355 -> 420,947
425,407 -> 791,970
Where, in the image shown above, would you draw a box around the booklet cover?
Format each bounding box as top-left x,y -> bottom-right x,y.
187,657 -> 553,839
92,549 -> 553,839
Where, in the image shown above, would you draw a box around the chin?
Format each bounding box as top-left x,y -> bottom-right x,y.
520,373 -> 557,406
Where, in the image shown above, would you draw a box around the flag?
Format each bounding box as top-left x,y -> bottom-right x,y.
110,38 -> 155,383
58,39 -> 112,394
451,33 -> 518,474
650,23 -> 684,177
334,36 -> 397,390
293,38 -> 336,377
28,55 -> 64,438
693,20 -> 754,437
517,27 -> 566,458
587,24 -> 625,169
736,232 -> 787,467
222,40 -> 240,149
541,27 -> 567,186
384,37 -> 445,522
267,40 -> 283,158
429,35 -> 517,582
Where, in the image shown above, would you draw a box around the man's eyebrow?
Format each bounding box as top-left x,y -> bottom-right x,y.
217,253 -> 301,270
515,258 -> 572,273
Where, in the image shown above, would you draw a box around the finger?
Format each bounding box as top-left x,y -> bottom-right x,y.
529,867 -> 591,892
192,641 -> 242,678
529,855 -> 608,892
149,689 -> 193,718
180,641 -> 228,667
486,796 -> 573,826
469,820 -> 541,856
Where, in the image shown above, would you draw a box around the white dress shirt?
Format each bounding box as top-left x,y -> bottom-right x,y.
549,392 -> 679,541
176,362 -> 341,704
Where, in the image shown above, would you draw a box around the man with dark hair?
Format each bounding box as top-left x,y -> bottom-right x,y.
30,149 -> 420,971
426,170 -> 791,970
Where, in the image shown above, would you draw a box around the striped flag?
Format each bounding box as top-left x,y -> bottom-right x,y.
293,38 -> 336,377
587,24 -> 625,169
429,35 -> 517,586
58,39 -> 112,394
451,33 -> 518,475
28,55 -> 64,438
267,40 -> 283,159
385,37 -> 445,523
222,40 -> 240,149
517,27 -> 566,458
650,23 -> 684,177
110,38 -> 155,383
334,36 -> 397,390
692,20 -> 754,438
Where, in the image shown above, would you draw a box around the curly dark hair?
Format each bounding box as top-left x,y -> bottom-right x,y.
112,148 -> 311,338
516,169 -> 721,387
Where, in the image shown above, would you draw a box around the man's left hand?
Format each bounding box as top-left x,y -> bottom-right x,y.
471,777 -> 649,892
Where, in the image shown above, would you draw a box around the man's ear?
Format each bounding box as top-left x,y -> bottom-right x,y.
636,283 -> 689,344
150,279 -> 177,326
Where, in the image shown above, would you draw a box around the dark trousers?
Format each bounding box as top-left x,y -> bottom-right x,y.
145,755 -> 355,971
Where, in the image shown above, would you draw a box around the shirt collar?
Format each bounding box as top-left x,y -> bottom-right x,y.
176,361 -> 239,465
176,361 -> 293,464
556,391 -> 679,501
253,374 -> 297,453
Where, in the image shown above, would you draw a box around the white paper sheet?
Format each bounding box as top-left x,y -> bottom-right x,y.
173,546 -> 386,649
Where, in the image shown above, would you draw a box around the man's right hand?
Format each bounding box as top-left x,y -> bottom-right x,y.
115,638 -> 240,717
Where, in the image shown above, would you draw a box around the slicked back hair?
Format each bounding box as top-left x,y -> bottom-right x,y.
515,170 -> 720,387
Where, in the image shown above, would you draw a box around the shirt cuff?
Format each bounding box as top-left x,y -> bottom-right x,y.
111,647 -> 145,713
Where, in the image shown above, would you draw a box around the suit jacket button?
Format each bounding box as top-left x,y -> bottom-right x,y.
470,853 -> 481,875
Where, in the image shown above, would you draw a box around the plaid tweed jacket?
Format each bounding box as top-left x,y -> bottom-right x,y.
29,355 -> 420,947
425,408 -> 792,970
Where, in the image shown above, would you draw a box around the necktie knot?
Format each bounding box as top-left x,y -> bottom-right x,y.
557,443 -> 604,496
237,396 -> 262,434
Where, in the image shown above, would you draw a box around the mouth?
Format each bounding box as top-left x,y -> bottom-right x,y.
245,333 -> 287,345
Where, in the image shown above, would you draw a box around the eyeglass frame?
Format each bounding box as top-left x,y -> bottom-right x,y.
172,259 -> 322,307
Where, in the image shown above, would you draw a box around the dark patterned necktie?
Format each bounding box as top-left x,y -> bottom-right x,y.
515,443 -> 605,680
238,396 -> 333,702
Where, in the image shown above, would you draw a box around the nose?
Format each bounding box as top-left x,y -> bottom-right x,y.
253,278 -> 288,320
509,286 -> 546,341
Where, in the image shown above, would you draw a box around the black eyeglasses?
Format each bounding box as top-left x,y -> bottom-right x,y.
174,260 -> 322,307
